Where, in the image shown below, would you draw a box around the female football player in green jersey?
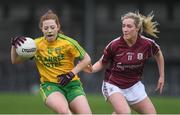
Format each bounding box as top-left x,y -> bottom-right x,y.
11,10 -> 92,114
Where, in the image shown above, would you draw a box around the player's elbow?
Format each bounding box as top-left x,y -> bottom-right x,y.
83,53 -> 91,64
11,58 -> 22,64
86,54 -> 91,65
11,57 -> 16,64
11,59 -> 18,64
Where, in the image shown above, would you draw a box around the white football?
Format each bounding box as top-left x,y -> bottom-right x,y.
16,37 -> 37,58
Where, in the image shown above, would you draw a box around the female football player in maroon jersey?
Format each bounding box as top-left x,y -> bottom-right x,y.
84,12 -> 164,114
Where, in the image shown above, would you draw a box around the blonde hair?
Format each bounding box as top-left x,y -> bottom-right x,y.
121,11 -> 159,38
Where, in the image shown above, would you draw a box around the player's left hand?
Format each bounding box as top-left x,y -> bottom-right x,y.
155,76 -> 164,94
57,71 -> 75,86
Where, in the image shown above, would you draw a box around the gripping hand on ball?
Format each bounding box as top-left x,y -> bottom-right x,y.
57,71 -> 75,86
11,36 -> 26,48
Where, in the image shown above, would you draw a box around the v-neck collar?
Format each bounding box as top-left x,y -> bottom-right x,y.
121,36 -> 140,48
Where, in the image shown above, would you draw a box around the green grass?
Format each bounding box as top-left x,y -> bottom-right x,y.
0,93 -> 180,114
0,93 -> 52,114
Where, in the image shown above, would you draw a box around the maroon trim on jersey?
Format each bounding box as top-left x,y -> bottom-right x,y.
102,35 -> 160,89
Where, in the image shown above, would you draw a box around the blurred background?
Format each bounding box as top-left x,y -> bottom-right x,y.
0,0 -> 180,113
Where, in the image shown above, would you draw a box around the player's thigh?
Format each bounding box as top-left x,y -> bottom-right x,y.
40,82 -> 70,113
69,95 -> 92,114
66,80 -> 91,114
108,92 -> 131,114
46,92 -> 71,114
102,81 -> 130,113
131,96 -> 156,114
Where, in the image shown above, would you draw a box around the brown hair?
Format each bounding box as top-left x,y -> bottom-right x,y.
121,11 -> 159,38
39,9 -> 62,33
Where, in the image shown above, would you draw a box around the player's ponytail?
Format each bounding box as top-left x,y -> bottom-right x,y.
138,12 -> 159,38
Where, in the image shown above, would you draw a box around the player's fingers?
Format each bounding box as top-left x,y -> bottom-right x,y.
61,80 -> 66,86
16,41 -> 22,47
11,37 -> 17,46
59,78 -> 66,85
14,44 -> 17,48
62,78 -> 70,86
18,39 -> 25,44
160,87 -> 163,94
14,36 -> 21,41
159,83 -> 164,94
58,78 -> 61,83
18,37 -> 26,43
64,81 -> 69,86
156,82 -> 163,94
155,83 -> 160,91
20,37 -> 27,41
58,76 -> 64,83
20,37 -> 27,44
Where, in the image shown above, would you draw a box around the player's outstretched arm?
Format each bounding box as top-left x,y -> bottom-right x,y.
71,53 -> 91,75
83,64 -> 93,73
57,53 -> 91,86
83,56 -> 106,73
154,50 -> 165,94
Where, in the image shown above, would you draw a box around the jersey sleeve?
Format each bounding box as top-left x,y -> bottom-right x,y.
102,42 -> 113,64
149,40 -> 160,57
69,40 -> 86,59
59,34 -> 86,59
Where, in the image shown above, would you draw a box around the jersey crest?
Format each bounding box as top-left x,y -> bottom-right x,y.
55,47 -> 61,55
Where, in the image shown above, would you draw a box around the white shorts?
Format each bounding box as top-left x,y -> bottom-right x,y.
102,81 -> 147,105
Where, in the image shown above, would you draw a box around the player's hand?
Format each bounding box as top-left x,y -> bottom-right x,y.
83,64 -> 93,73
57,71 -> 75,86
11,36 -> 26,48
155,76 -> 164,94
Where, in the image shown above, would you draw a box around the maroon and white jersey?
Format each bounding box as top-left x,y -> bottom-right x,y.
102,35 -> 160,89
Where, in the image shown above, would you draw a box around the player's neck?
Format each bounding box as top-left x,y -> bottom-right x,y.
124,37 -> 137,47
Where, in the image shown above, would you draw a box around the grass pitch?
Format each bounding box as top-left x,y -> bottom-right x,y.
0,93 -> 179,114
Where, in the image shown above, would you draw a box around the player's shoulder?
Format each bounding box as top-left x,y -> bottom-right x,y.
139,35 -> 157,45
34,36 -> 44,43
58,34 -> 76,41
140,35 -> 155,43
57,33 -> 79,45
106,36 -> 121,48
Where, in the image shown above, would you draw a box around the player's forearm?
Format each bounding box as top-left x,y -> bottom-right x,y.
82,64 -> 93,73
71,53 -> 91,75
91,60 -> 104,73
11,46 -> 18,64
155,50 -> 165,78
11,46 -> 24,64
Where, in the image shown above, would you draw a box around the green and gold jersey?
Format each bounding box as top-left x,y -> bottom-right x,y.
34,34 -> 86,83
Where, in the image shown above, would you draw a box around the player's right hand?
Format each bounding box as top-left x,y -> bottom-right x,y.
11,36 -> 26,48
83,64 -> 93,73
57,71 -> 75,86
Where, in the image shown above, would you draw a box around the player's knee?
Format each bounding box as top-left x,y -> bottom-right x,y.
56,107 -> 71,114
115,107 -> 131,114
146,107 -> 157,114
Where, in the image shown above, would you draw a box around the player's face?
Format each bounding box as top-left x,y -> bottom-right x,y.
42,19 -> 60,42
122,18 -> 139,41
